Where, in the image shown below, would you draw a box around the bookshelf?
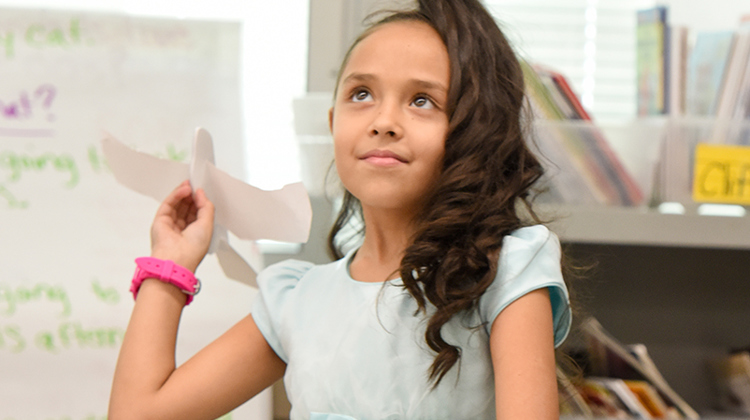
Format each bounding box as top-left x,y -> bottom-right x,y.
540,117 -> 750,418
554,206 -> 750,416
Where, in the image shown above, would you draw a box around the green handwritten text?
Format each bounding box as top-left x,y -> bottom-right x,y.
91,279 -> 120,304
0,150 -> 79,188
0,30 -> 14,58
0,183 -> 28,208
0,323 -> 26,353
36,321 -> 124,353
25,18 -> 83,49
0,17 -> 93,61
0,282 -> 71,318
87,145 -> 109,173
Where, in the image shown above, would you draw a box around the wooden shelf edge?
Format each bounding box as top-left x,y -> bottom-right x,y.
541,205 -> 750,250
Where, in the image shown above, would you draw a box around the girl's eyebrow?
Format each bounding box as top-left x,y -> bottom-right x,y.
342,72 -> 447,94
408,79 -> 448,95
341,72 -> 376,85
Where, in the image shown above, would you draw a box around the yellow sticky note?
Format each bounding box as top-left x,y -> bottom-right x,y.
693,143 -> 750,204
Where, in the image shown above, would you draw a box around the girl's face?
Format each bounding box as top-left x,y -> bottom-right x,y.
329,20 -> 450,216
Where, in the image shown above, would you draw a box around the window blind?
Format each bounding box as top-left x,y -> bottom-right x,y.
485,0 -> 655,122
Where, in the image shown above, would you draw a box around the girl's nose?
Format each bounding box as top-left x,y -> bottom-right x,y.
368,102 -> 403,139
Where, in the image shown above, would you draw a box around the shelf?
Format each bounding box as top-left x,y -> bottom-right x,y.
544,205 -> 750,250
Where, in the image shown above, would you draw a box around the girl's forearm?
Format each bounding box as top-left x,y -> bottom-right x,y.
109,279 -> 187,417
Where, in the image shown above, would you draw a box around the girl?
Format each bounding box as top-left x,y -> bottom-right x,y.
109,0 -> 572,419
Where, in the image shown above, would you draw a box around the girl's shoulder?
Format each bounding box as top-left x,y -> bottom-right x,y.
481,224 -> 570,345
503,224 -> 557,247
257,258 -> 317,283
499,224 -> 560,269
255,255 -> 349,296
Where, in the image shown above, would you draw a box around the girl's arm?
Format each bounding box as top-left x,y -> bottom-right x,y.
490,288 -> 559,420
109,181 -> 286,420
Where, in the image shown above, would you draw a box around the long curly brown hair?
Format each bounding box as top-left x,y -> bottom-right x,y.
328,0 -> 547,386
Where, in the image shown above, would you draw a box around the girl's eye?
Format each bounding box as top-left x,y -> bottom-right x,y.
412,96 -> 434,109
351,90 -> 372,102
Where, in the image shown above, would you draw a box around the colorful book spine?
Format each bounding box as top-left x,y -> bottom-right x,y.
685,31 -> 736,116
523,62 -> 645,206
637,6 -> 668,116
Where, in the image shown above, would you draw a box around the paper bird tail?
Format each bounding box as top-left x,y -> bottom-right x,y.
215,238 -> 258,288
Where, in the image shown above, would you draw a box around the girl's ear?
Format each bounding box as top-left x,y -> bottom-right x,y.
328,107 -> 334,134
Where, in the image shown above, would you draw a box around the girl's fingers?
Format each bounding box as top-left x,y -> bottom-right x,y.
194,189 -> 214,217
185,200 -> 198,226
174,193 -> 193,223
157,181 -> 192,215
193,189 -> 215,231
150,184 -> 214,271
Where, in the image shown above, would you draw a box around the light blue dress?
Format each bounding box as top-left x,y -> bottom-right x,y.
252,225 -> 571,420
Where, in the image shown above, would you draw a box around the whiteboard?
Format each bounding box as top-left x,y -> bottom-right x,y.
0,7 -> 270,419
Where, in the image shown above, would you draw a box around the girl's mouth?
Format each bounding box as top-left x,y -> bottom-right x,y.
360,149 -> 408,166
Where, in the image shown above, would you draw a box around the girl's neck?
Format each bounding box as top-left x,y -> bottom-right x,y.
349,206 -> 416,282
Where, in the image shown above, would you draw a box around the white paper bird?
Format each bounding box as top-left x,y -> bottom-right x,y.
101,128 -> 312,287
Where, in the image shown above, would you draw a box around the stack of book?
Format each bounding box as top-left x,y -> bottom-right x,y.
645,10 -> 750,203
522,62 -> 644,207
638,6 -> 750,125
684,19 -> 750,125
559,318 -> 700,419
636,6 -> 689,117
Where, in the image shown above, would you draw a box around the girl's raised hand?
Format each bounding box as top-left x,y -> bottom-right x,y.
150,180 -> 215,272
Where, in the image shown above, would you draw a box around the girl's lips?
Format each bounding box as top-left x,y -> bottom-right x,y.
360,149 -> 408,166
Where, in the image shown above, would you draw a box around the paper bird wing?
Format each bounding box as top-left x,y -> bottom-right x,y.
101,135 -> 190,202
101,129 -> 311,288
203,163 -> 312,243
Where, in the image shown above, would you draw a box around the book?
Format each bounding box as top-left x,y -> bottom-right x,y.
685,31 -> 736,116
666,25 -> 689,117
715,32 -> 750,122
732,49 -> 750,122
523,63 -> 645,206
577,379 -> 631,418
711,351 -> 750,415
637,6 -> 669,116
551,70 -> 592,120
522,62 -> 609,205
628,343 -> 674,396
582,317 -> 700,419
557,367 -> 594,417
625,379 -> 683,419
710,30 -> 750,144
535,65 -> 645,205
729,21 -> 750,144
539,74 -> 579,120
588,377 -> 656,418
534,64 -> 591,120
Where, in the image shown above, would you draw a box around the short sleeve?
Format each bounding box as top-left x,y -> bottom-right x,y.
479,225 -> 571,347
251,259 -> 314,362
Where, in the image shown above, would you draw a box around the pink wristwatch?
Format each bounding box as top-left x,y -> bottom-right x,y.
130,257 -> 201,305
